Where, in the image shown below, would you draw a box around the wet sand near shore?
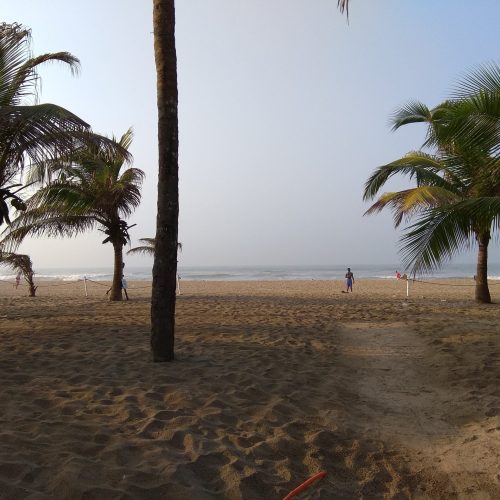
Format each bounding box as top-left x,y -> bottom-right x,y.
0,279 -> 499,498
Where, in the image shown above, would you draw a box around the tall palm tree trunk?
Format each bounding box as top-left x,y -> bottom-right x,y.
110,241 -> 123,301
151,0 -> 179,361
475,231 -> 491,303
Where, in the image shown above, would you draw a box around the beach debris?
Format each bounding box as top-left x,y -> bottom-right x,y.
283,471 -> 327,499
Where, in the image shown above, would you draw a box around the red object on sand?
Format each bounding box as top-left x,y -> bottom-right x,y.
283,471 -> 327,499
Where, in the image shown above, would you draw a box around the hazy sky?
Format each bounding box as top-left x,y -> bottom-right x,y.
2,0 -> 500,269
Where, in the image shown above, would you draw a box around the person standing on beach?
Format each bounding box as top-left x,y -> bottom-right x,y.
106,262 -> 129,300
121,275 -> 129,300
345,267 -> 354,292
121,262 -> 129,300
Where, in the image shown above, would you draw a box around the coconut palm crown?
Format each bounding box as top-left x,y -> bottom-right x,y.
0,22 -> 130,228
2,128 -> 143,301
363,64 -> 500,303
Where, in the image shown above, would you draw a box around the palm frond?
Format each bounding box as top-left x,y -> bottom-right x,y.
365,186 -> 461,228
401,197 -> 500,275
0,250 -> 32,273
401,210 -> 473,276
0,23 -> 80,106
2,210 -> 96,250
0,103 -> 90,177
435,93 -> 500,158
452,62 -> 500,99
337,0 -> 350,17
127,237 -> 182,256
6,52 -> 80,106
127,245 -> 155,257
363,152 -> 453,201
391,101 -> 432,131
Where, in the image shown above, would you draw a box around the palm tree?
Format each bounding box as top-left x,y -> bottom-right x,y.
151,0 -> 179,361
0,250 -> 37,296
2,128 -> 143,301
151,0 -> 351,361
0,22 -> 129,228
364,65 -> 500,303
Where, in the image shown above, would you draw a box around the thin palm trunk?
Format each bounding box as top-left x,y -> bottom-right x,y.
151,0 -> 179,361
27,273 -> 37,297
475,231 -> 491,303
110,241 -> 123,301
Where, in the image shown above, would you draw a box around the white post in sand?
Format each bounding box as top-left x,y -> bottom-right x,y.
84,276 -> 88,297
176,274 -> 181,295
406,277 -> 409,298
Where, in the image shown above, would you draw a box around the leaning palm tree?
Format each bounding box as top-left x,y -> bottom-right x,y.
2,128 -> 143,301
0,250 -> 37,297
364,65 -> 500,303
0,22 -> 129,228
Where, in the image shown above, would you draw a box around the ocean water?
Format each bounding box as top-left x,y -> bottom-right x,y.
1,263 -> 499,282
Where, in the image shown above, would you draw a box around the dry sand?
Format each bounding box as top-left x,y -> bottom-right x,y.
0,278 -> 499,499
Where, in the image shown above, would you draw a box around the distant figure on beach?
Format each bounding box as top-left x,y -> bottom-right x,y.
15,271 -> 21,289
121,262 -> 129,300
120,262 -> 128,300
396,270 -> 401,280
121,275 -> 129,301
345,267 -> 354,292
401,273 -> 408,280
105,262 -> 129,299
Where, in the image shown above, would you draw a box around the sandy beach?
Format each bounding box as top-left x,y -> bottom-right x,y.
0,278 -> 499,499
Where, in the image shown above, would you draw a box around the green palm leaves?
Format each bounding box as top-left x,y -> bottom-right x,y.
1,24 -> 85,186
364,64 -> 500,302
127,238 -> 182,257
4,128 -> 143,246
127,238 -> 157,257
0,23 -> 130,228
0,250 -> 37,296
3,128 -> 143,301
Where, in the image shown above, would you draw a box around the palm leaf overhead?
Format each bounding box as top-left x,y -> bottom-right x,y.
0,22 -> 131,226
337,0 -> 350,16
0,23 -> 80,105
452,62 -> 500,98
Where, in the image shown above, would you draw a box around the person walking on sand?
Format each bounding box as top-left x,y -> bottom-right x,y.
345,267 -> 354,292
15,271 -> 21,289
